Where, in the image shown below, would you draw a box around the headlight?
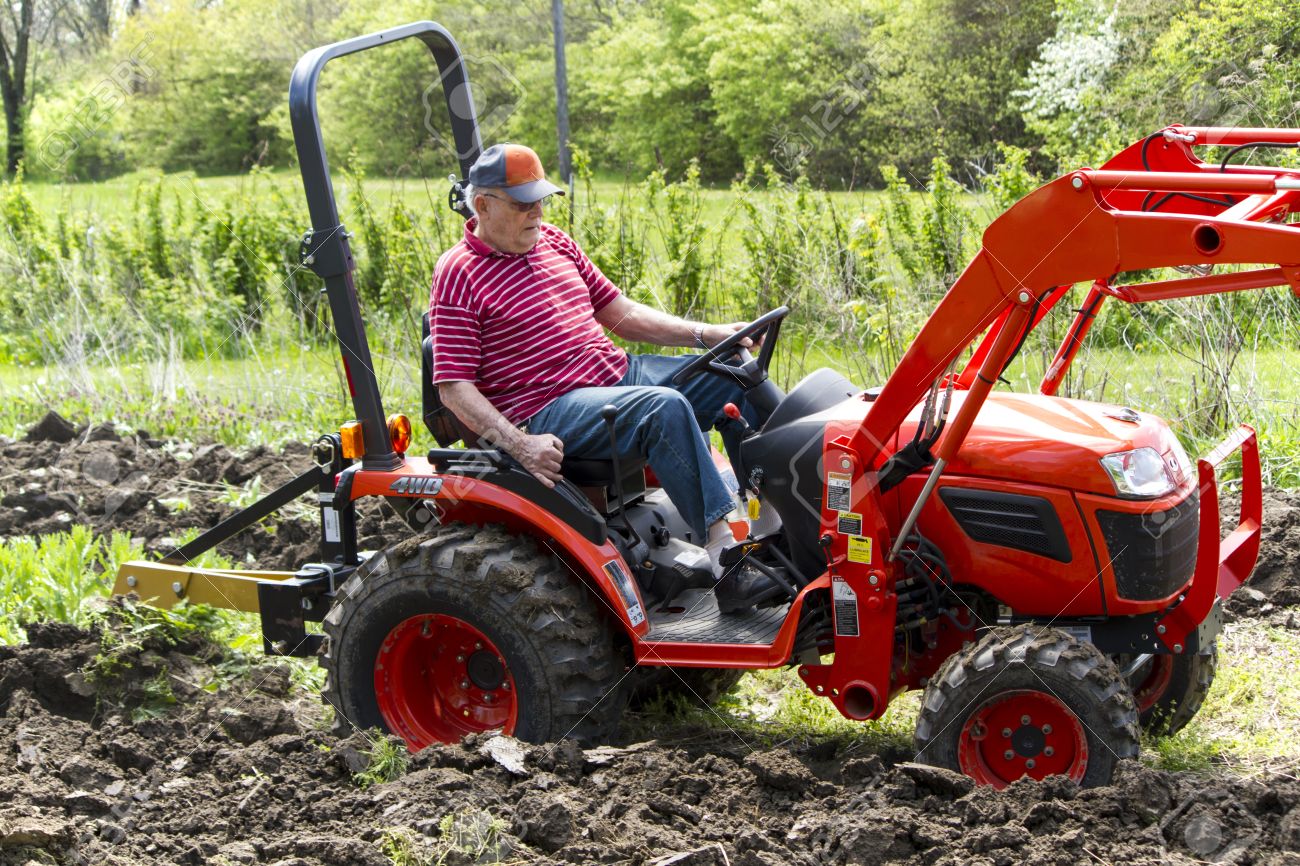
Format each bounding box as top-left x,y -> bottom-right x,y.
1100,447 -> 1176,498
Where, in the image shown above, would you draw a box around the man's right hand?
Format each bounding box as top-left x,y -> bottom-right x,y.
515,433 -> 565,487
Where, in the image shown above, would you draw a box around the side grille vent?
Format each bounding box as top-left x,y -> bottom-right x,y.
938,488 -> 1072,563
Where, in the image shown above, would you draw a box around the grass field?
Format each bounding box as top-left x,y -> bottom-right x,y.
20,167 -> 894,237
7,336 -> 1297,483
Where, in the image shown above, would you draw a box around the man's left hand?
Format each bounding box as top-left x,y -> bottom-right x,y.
701,322 -> 764,350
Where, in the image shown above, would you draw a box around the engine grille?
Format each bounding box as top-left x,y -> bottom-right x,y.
1096,490 -> 1199,601
939,488 -> 1072,563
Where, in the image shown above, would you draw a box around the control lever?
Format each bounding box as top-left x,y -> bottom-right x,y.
601,404 -> 645,549
723,402 -> 755,438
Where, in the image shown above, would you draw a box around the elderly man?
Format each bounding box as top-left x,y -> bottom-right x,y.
430,143 -> 776,611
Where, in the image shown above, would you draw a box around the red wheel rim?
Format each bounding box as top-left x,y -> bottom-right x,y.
374,614 -> 517,750
1130,655 -> 1174,714
957,690 -> 1088,788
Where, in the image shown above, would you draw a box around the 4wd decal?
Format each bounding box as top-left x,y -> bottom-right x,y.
388,476 -> 444,496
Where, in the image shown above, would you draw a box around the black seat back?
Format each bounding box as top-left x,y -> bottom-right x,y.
422,311 -> 478,448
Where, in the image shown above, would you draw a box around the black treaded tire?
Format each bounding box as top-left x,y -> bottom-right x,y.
1120,641 -> 1218,736
628,666 -> 746,709
320,524 -> 628,747
914,625 -> 1140,788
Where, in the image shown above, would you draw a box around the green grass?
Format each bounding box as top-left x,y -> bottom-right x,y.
0,525 -> 132,643
1146,621 -> 1300,774
353,732 -> 411,788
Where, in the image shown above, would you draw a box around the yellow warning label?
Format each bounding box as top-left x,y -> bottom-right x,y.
847,535 -> 873,564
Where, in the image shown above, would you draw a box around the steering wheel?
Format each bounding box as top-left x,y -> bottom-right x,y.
671,306 -> 789,389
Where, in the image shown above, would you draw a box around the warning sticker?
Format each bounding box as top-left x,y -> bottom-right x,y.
322,507 -> 340,543
827,472 -> 852,512
832,575 -> 860,637
836,511 -> 862,535
847,535 -> 873,564
604,559 -> 646,627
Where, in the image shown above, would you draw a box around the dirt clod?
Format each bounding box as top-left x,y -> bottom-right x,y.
24,410 -> 78,443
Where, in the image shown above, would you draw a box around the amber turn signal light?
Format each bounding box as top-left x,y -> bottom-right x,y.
387,413 -> 412,455
339,421 -> 365,460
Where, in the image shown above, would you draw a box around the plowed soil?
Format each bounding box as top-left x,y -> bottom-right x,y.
4,412 -> 1300,866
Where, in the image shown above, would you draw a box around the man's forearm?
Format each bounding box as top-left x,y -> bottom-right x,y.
437,381 -> 528,453
611,302 -> 703,347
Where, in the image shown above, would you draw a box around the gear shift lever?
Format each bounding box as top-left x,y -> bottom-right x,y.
601,404 -> 644,548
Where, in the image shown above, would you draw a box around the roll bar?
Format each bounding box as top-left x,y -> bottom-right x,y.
289,21 -> 482,470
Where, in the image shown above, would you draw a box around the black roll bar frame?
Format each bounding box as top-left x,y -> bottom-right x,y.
288,20 -> 483,470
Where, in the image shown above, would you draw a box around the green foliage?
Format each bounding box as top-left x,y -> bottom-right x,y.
84,595 -> 219,683
644,161 -> 712,317
878,157 -> 973,291
569,146 -> 649,298
0,526 -> 137,643
981,144 -> 1041,218
1020,0 -> 1300,172
354,733 -> 410,788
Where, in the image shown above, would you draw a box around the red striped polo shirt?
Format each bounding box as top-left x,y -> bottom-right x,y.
429,219 -> 628,424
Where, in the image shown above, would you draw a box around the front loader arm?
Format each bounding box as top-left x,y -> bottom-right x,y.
854,127 -> 1300,469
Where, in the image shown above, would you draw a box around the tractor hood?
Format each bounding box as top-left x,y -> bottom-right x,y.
899,391 -> 1192,497
741,378 -> 1191,580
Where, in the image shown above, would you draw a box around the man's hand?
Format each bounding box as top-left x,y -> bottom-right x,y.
700,322 -> 763,350
516,433 -> 565,487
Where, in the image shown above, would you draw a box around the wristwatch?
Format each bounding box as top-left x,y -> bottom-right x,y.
691,324 -> 706,347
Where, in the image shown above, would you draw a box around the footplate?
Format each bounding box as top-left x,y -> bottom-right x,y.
644,590 -> 788,645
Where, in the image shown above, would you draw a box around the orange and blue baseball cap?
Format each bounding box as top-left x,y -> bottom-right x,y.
468,143 -> 566,203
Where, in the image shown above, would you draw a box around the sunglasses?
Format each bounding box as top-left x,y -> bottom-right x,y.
482,192 -> 550,213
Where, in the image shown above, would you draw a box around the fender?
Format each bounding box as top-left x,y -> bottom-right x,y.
349,456 -> 649,636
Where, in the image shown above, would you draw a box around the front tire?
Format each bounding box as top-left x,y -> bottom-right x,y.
1119,642 -> 1218,736
914,626 -> 1140,788
320,525 -> 627,749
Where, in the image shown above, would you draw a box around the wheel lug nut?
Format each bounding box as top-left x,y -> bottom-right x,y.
1003,750 -> 1014,760
475,642 -> 483,650
456,654 -> 465,663
1026,759 -> 1036,770
1021,715 -> 1031,725
1044,747 -> 1054,757
1042,724 -> 1052,735
1001,728 -> 1012,738
460,679 -> 469,689
462,709 -> 470,717
484,692 -> 494,703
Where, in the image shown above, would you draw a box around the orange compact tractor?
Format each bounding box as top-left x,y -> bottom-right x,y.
117,22 -> 1289,788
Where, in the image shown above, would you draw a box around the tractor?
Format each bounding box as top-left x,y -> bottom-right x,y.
116,21 -> 1288,789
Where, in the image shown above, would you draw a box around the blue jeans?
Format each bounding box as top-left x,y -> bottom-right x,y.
527,354 -> 756,540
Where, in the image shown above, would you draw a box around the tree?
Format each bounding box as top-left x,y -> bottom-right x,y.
0,0 -> 40,175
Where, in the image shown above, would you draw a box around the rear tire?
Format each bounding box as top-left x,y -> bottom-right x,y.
1119,642 -> 1218,736
628,667 -> 746,709
320,524 -> 627,749
914,625 -> 1140,788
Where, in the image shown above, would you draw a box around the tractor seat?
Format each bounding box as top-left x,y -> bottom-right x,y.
558,455 -> 645,488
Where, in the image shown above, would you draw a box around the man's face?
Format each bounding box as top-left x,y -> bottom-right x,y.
475,188 -> 544,254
